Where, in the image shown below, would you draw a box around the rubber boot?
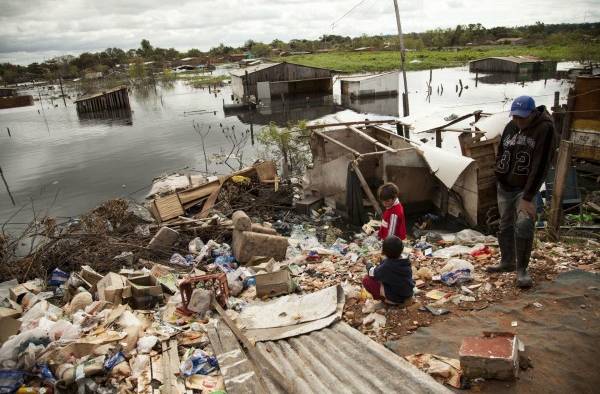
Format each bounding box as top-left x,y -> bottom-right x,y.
515,237 -> 533,288
486,229 -> 516,273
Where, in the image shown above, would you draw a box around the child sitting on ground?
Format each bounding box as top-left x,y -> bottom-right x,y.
362,236 -> 414,305
377,183 -> 406,240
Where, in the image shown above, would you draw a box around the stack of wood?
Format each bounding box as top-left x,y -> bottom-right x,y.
147,161 -> 278,224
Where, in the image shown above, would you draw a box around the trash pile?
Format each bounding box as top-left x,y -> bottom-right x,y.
1,160 -> 598,392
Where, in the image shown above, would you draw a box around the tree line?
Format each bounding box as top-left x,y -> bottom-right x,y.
1,22 -> 598,84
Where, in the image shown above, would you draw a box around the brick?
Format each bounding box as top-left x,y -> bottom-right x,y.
459,333 -> 519,380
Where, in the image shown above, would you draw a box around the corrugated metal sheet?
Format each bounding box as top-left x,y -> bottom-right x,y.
255,322 -> 452,393
229,63 -> 281,77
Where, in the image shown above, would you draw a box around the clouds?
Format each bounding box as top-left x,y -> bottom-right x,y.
0,0 -> 597,64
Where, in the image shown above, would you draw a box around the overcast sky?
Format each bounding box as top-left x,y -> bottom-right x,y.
1,0 -> 598,65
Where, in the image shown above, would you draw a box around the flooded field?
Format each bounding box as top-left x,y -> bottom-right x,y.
0,63 -> 575,228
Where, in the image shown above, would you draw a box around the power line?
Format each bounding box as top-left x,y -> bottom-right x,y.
331,0 -> 371,30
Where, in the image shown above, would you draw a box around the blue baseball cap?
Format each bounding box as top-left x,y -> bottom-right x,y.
510,96 -> 536,118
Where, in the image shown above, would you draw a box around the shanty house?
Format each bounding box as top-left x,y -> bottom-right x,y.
230,62 -> 333,101
469,56 -> 557,74
340,72 -> 399,98
304,121 -> 487,226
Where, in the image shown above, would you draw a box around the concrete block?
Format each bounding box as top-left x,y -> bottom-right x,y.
232,230 -> 288,263
148,227 -> 179,251
459,332 -> 519,380
232,210 -> 252,231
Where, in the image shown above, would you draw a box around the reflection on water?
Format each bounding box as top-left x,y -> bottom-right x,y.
78,108 -> 133,126
341,95 -> 399,117
0,63 -> 574,227
475,71 -> 557,85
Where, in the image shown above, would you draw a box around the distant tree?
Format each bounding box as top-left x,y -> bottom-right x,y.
186,48 -> 203,57
137,39 -> 154,58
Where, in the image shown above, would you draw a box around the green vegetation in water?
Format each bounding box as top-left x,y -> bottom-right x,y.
275,45 -> 600,73
177,72 -> 230,88
257,121 -> 311,177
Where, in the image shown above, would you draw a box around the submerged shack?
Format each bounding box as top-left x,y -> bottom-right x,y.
304,117 -> 500,227
0,87 -> 34,110
230,62 -> 333,102
74,85 -> 130,113
469,56 -> 557,74
340,72 -> 399,98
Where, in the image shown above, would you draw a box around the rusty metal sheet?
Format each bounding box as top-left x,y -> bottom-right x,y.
255,322 -> 452,394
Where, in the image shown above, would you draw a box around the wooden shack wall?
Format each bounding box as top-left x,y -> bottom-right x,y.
0,95 -> 33,109
469,59 -> 519,73
242,63 -> 332,98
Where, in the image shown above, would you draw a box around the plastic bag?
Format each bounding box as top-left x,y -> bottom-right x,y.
0,328 -> 49,369
48,268 -> 69,287
432,245 -> 472,259
104,352 -> 126,371
330,238 -> 349,255
0,370 -> 25,393
440,259 -> 474,286
170,253 -> 192,267
188,238 -> 205,255
180,349 -> 218,377
137,336 -> 158,354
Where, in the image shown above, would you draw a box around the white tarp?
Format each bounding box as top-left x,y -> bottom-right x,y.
474,111 -> 510,139
417,143 -> 474,189
239,285 -> 345,342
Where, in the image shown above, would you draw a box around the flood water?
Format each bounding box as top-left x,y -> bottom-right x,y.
0,63 -> 576,229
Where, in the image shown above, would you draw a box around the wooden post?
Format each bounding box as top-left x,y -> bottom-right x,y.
59,77 -> 66,107
548,140 -> 573,241
6,127 -> 10,137
0,166 -> 16,206
392,0 -> 409,117
351,161 -> 382,216
561,88 -> 575,141
435,129 -> 442,148
396,123 -> 403,137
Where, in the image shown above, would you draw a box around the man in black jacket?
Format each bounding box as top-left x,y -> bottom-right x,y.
487,96 -> 556,288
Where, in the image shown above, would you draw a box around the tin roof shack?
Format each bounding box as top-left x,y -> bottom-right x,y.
340,72 -> 399,98
570,75 -> 600,162
0,88 -> 34,110
469,56 -> 557,74
0,88 -> 17,97
304,121 -> 483,226
230,62 -> 333,101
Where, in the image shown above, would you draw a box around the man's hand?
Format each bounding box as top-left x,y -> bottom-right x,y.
365,263 -> 373,274
518,199 -> 536,219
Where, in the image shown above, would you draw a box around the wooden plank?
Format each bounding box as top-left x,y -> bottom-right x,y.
314,130 -> 361,156
306,119 -> 399,130
155,193 -> 185,222
348,126 -> 395,152
416,111 -> 480,134
351,161 -> 383,216
207,322 -> 266,394
548,140 -> 573,241
254,161 -> 278,182
198,182 -> 223,219
178,180 -> 220,205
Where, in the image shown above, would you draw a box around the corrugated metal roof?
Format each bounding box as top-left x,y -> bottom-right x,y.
340,72 -> 397,82
256,322 -> 452,393
470,56 -> 544,64
229,63 -> 282,77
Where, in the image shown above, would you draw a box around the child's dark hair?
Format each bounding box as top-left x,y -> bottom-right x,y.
378,182 -> 399,201
382,236 -> 403,259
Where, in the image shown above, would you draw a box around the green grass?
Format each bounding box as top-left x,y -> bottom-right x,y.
274,45 -> 594,73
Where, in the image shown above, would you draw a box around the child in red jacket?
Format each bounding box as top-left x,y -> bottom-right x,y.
377,183 -> 406,240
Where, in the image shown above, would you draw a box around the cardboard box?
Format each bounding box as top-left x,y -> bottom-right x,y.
127,274 -> 163,310
0,307 -> 20,319
80,265 -> 103,288
9,285 -> 30,303
0,317 -> 21,344
255,269 -> 294,298
128,274 -> 163,298
96,273 -> 131,304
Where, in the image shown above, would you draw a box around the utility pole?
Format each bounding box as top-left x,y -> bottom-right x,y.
393,0 -> 409,117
